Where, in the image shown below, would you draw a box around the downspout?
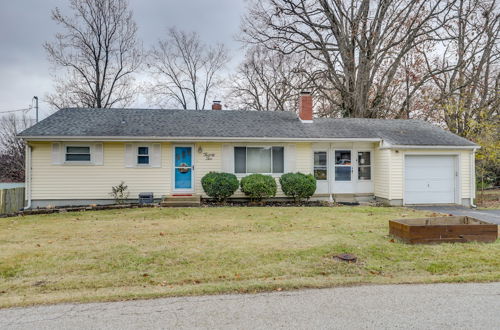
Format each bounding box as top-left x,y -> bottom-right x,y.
469,149 -> 477,208
23,144 -> 32,210
328,143 -> 333,203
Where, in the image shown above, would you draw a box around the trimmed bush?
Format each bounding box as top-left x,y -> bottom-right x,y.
201,172 -> 239,202
279,172 -> 316,202
240,174 -> 277,201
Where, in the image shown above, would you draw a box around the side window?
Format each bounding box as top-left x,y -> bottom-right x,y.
314,151 -> 327,180
65,146 -> 91,162
137,146 -> 149,165
358,151 -> 371,180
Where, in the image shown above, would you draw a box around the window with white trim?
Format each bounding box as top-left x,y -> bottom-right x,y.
234,146 -> 284,174
65,146 -> 91,162
137,146 -> 149,165
313,151 -> 327,180
357,151 -> 371,180
335,150 -> 352,181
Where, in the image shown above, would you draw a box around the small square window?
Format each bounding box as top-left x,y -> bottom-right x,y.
358,152 -> 371,165
137,147 -> 149,165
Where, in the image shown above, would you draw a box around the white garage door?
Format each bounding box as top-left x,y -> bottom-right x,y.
405,155 -> 456,204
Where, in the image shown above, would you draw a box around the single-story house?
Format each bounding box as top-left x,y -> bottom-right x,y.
19,93 -> 479,208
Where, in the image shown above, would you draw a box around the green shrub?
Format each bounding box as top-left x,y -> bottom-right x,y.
279,172 -> 316,202
201,172 -> 239,202
240,174 -> 277,201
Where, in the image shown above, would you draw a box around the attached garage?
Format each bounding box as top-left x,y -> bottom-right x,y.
404,155 -> 457,205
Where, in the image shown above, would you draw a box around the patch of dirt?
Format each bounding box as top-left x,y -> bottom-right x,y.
476,188 -> 500,209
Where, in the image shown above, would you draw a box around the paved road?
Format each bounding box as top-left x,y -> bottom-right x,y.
1,282 -> 499,329
412,206 -> 500,224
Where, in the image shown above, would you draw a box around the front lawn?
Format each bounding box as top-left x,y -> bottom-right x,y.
0,207 -> 499,308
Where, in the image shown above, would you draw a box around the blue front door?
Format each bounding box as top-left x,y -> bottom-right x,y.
174,146 -> 193,190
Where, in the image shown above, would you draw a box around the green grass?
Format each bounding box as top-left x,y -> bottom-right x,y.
0,206 -> 498,308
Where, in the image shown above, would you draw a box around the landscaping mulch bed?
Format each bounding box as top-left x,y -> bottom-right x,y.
0,199 -> 381,218
0,203 -> 157,218
201,200 -> 345,207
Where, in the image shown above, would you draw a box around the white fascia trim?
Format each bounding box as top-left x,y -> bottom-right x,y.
379,143 -> 479,150
21,136 -> 382,143
24,144 -> 32,210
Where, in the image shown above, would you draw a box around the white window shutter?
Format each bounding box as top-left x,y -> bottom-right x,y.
52,142 -> 62,165
125,143 -> 134,167
221,144 -> 233,173
93,143 -> 103,165
285,144 -> 296,173
151,143 -> 161,167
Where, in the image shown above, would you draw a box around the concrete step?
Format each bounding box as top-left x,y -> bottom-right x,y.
161,194 -> 201,207
334,194 -> 358,204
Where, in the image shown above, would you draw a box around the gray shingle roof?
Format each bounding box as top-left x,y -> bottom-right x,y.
19,108 -> 476,146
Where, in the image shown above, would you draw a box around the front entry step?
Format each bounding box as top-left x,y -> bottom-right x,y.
161,194 -> 201,207
333,194 -> 358,204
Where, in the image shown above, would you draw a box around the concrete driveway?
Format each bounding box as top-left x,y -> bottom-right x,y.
411,206 -> 500,224
0,283 -> 499,329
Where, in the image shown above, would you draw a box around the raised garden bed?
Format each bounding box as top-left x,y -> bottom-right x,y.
389,216 -> 498,244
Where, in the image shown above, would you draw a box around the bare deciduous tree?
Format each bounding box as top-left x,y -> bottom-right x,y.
0,114 -> 34,182
241,0 -> 458,118
228,46 -> 312,111
431,0 -> 499,137
145,28 -> 229,110
45,0 -> 141,109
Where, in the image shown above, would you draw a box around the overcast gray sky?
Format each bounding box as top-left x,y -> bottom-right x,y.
0,0 -> 247,119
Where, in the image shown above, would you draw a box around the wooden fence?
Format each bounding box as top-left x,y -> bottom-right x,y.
0,187 -> 25,214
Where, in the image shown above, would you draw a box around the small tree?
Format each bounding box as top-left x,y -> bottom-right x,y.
0,113 -> 33,182
110,181 -> 129,204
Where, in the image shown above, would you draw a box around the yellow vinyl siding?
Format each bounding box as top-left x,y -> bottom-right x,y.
389,149 -> 472,200
295,142 -> 313,173
29,141 -> 474,203
30,141 -> 316,200
390,150 -> 404,200
373,148 -> 391,199
30,142 -> 172,200
194,142 -> 222,197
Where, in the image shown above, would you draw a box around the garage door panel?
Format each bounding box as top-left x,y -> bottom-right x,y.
406,180 -> 454,192
405,155 -> 456,204
405,167 -> 454,180
405,191 -> 455,204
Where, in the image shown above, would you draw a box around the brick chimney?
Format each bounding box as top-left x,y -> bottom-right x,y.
212,100 -> 222,110
299,91 -> 313,122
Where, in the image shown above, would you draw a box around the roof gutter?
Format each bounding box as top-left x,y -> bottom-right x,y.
19,136 -> 382,143
379,142 -> 480,150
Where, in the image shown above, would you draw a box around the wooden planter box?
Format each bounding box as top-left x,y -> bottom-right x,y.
389,216 -> 498,244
